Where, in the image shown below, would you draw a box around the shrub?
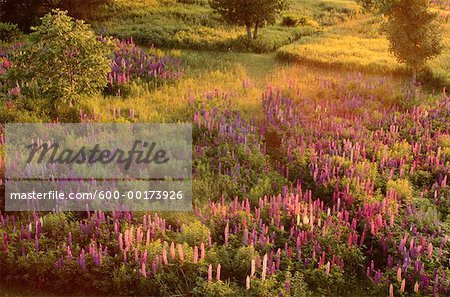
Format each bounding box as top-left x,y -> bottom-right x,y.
386,179 -> 414,201
281,14 -> 309,27
0,22 -> 21,41
178,221 -> 211,246
9,10 -> 113,116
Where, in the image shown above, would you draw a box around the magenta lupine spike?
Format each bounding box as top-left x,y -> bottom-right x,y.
162,247 -> 168,265
224,222 -> 229,245
141,262 -> 147,278
216,264 -> 221,281
170,242 -> 176,260
118,233 -> 123,252
208,264 -> 213,283
200,242 -> 205,260
193,246 -> 198,264
177,244 -> 184,262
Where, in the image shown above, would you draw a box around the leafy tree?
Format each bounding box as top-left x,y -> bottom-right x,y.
9,10 -> 113,113
384,0 -> 442,73
358,0 -> 442,74
209,0 -> 288,40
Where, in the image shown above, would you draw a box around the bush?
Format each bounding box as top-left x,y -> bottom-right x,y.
9,10 -> 113,117
0,22 -> 21,41
281,14 -> 309,27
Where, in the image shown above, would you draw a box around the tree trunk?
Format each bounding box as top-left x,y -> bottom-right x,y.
246,25 -> 252,41
253,23 -> 259,40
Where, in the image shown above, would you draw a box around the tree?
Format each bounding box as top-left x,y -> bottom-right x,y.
10,10 -> 113,110
357,0 -> 442,75
384,0 -> 442,74
209,0 -> 287,40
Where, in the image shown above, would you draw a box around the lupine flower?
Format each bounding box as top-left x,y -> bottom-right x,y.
216,264 -> 221,281
170,242 -> 176,260
262,254 -> 268,280
208,264 -> 213,283
193,246 -> 198,264
177,244 -> 184,262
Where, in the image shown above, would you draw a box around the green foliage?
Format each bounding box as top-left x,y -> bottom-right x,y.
384,0 -> 442,71
0,22 -> 21,41
386,178 -> 414,201
9,10 -> 113,116
178,220 -> 211,246
281,13 -> 310,27
193,280 -> 244,296
288,272 -> 311,297
209,0 -> 288,40
357,0 -> 443,72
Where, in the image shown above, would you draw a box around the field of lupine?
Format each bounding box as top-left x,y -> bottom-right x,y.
1,1 -> 450,296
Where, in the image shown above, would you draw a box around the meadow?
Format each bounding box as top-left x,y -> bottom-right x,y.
0,0 -> 449,296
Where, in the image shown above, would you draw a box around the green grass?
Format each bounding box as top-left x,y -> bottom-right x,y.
276,16 -> 405,74
93,0 -> 362,52
277,11 -> 450,87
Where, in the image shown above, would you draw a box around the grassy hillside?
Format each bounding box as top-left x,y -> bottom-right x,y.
95,0 -> 361,52
277,4 -> 450,87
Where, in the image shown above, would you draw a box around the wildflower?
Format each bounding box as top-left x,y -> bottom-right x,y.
262,254 -> 268,280
208,264 -> 213,283
200,242 -> 205,260
216,264 -> 221,281
170,242 -> 176,260
251,259 -> 255,277
193,246 -> 198,264
141,262 -> 147,278
414,282 -> 419,293
162,247 -> 168,265
177,244 -> 184,262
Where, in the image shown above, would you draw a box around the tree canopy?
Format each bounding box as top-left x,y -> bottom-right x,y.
209,0 -> 288,40
357,0 -> 442,72
10,10 -> 113,114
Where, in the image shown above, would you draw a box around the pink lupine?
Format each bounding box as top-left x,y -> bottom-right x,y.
400,279 -> 405,293
170,242 -> 176,260
141,262 -> 147,278
262,254 -> 268,280
224,222 -> 230,245
216,264 -> 221,281
414,282 -> 419,293
246,275 -> 251,290
67,246 -> 72,259
193,246 -> 198,264
200,242 -> 205,260
162,248 -> 168,265
208,264 -> 213,283
118,233 -> 123,251
177,244 -> 184,262
397,267 -> 402,282
251,259 -> 255,277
